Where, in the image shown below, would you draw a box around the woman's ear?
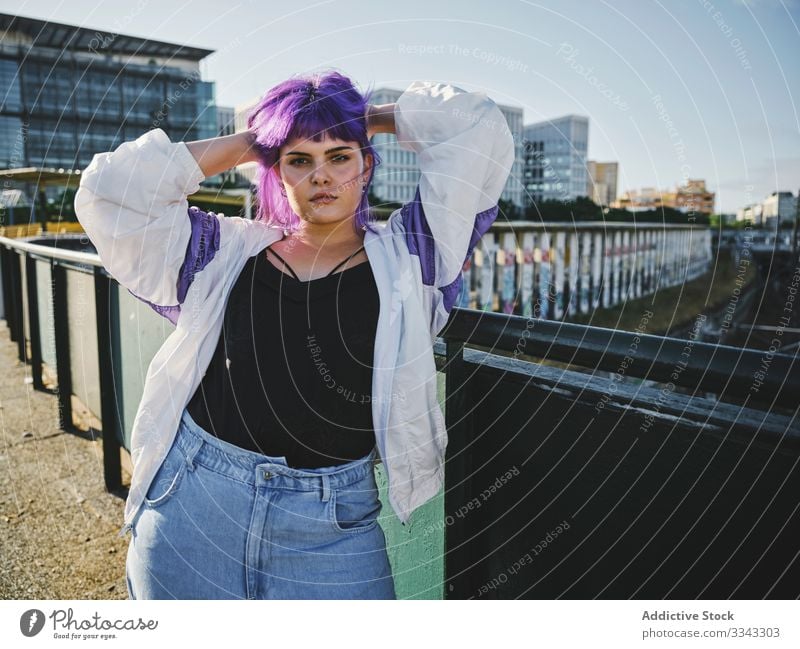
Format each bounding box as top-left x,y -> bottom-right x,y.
271,166 -> 288,198
363,152 -> 373,179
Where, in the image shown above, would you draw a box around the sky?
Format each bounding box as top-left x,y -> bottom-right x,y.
4,0 -> 799,213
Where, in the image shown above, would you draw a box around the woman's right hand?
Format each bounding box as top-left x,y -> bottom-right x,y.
365,104 -> 396,140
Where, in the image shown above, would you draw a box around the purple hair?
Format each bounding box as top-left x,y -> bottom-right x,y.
246,70 -> 382,234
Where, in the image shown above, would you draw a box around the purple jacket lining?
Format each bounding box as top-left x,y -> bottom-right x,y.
128,207 -> 221,324
401,186 -> 499,312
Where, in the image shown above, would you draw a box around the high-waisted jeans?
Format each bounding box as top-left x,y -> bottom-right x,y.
125,407 -> 396,599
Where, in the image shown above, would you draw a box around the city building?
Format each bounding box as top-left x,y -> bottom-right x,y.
761,191 -> 797,228
613,179 -> 715,215
522,115 -> 589,206
365,85 -> 417,207
233,99 -> 258,185
216,106 -> 236,136
0,13 -> 218,175
204,105 -> 243,188
586,161 -> 618,206
498,102 -> 525,212
674,179 -> 715,216
736,203 -> 763,225
613,186 -> 663,212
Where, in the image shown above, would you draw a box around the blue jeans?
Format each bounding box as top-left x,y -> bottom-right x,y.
125,408 -> 396,599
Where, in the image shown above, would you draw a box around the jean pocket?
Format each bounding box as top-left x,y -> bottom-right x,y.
143,442 -> 189,508
329,481 -> 382,535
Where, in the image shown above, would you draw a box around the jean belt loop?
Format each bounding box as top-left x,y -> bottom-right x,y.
321,473 -> 331,503
182,431 -> 204,472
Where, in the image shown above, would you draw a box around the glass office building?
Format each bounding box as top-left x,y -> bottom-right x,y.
523,115 -> 589,206
0,13 -> 217,172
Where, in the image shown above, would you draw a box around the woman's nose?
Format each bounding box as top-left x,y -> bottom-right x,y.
309,162 -> 331,185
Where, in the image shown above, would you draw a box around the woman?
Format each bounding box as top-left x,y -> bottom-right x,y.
74,70 -> 515,599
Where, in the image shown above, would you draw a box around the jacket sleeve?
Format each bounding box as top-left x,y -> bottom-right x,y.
73,128 -> 221,323
392,81 -> 515,335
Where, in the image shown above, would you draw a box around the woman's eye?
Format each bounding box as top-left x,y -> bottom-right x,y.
289,156 -> 348,165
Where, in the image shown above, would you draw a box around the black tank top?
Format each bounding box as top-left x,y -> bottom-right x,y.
186,240 -> 379,468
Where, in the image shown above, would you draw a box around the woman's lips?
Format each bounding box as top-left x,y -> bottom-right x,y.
310,195 -> 337,205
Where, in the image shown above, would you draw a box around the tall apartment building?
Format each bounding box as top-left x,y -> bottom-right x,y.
499,102 -> 524,212
0,13 -> 218,173
217,106 -> 236,136
522,115 -> 589,206
761,191 -> 797,227
366,85 -> 417,207
208,105 -> 242,187
586,161 -> 618,207
233,98 -> 258,185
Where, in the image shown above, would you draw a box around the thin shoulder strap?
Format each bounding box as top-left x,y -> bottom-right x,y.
326,245 -> 366,277
265,245 -> 300,281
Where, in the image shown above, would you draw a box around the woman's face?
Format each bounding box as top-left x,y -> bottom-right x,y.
277,134 -> 372,227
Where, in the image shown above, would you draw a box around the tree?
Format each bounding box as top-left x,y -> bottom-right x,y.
48,188 -> 78,222
524,196 -> 603,222
497,198 -> 521,221
524,197 -> 710,224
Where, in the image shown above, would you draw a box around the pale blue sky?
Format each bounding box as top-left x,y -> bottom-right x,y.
5,0 -> 799,213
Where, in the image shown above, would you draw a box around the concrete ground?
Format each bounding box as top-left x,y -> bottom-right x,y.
0,321 -> 128,600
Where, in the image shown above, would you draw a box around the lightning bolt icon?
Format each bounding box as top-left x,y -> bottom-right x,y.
28,612 -> 38,632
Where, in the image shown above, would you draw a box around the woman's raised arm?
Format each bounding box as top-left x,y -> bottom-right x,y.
388,81 -> 515,337
184,130 -> 260,178
74,128 -> 220,315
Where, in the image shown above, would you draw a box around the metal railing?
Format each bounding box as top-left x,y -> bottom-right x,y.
2,232 -> 798,598
1,234 -> 125,492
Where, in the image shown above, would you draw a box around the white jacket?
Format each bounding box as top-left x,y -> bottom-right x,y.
74,80 -> 515,536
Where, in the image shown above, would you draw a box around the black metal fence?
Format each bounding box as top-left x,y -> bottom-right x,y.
1,235 -> 124,492
439,311 -> 799,598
